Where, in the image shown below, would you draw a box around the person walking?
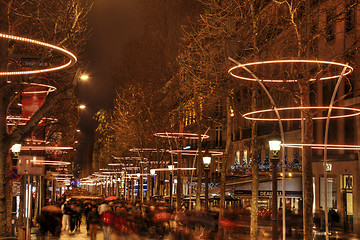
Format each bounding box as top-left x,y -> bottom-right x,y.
88,205 -> 100,240
100,205 -> 114,240
36,209 -> 62,240
61,200 -> 71,232
84,203 -> 93,235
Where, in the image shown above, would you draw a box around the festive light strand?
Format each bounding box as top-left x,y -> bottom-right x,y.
168,149 -> 223,156
0,33 -> 77,76
228,59 -> 353,83
282,143 -> 360,150
154,132 -> 209,140
243,106 -> 360,121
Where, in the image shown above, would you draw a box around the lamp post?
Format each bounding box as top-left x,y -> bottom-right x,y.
150,169 -> 156,201
137,173 -> 141,201
203,150 -> 211,212
269,136 -> 281,240
168,163 -> 174,206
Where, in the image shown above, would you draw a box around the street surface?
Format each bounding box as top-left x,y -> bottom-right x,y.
27,218 -> 360,240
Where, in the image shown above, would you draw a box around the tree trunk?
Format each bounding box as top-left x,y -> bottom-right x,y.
300,83 -> 314,240
250,150 -> 259,240
194,92 -> 203,211
220,95 -> 232,218
0,2 -> 9,236
177,120 -> 184,211
250,82 -> 259,240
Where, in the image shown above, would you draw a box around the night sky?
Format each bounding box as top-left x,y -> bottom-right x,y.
76,0 -> 143,171
75,0 -> 202,175
79,0 -> 142,131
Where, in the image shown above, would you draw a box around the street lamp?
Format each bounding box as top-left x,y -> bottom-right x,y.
137,173 -> 141,201
203,149 -> 212,212
168,163 -> 174,206
79,104 -> 86,109
11,143 -> 21,154
80,74 -> 89,81
269,135 -> 281,240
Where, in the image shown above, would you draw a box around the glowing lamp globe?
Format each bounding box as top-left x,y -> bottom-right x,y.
269,138 -> 281,151
168,163 -> 174,171
11,144 -> 21,153
202,150 -> 212,167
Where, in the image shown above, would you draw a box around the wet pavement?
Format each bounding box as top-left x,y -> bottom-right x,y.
28,217 -> 360,240
57,221 -> 118,240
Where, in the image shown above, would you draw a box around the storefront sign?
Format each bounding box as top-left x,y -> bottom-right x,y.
326,163 -> 332,172
234,190 -> 302,197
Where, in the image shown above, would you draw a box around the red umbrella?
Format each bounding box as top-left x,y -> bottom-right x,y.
41,205 -> 62,213
105,196 -> 118,201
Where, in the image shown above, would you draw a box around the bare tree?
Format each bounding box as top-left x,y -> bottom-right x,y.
0,1 -> 91,236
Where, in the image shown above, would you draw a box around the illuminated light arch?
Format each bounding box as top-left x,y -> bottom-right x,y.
228,59 -> 353,83
129,148 -> 169,153
22,82 -> 57,94
154,132 -> 209,140
228,58 -> 353,239
242,106 -> 360,121
282,143 -> 360,150
168,149 -> 223,156
121,166 -> 140,170
108,163 -> 127,166
7,116 -> 58,126
0,33 -> 77,76
20,146 -> 73,151
99,171 -> 124,174
150,167 -> 197,172
127,173 -> 152,177
32,160 -> 71,166
112,155 -> 142,160
24,139 -> 47,144
55,173 -> 73,177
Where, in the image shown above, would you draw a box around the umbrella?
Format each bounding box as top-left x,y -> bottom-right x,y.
105,196 -> 118,201
41,205 -> 62,213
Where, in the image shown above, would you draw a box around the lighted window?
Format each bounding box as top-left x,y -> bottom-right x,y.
345,0 -> 356,32
215,126 -> 223,147
320,177 -> 337,210
326,12 -> 336,42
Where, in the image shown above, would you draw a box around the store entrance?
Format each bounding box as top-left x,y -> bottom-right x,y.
342,174 -> 353,232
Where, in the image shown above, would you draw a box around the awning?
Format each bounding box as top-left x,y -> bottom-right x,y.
234,177 -> 302,197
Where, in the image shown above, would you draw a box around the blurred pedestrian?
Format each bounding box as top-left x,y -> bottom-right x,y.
69,203 -> 77,234
74,203 -> 82,232
88,205 -> 100,240
100,205 -> 114,240
61,200 -> 71,232
36,210 -> 62,240
84,203 -> 92,235
98,201 -> 109,215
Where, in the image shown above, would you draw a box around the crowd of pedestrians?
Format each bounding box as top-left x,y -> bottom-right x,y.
34,194 -> 343,240
81,199 -> 206,240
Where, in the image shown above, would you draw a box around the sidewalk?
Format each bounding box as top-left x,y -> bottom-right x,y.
58,222 -> 116,240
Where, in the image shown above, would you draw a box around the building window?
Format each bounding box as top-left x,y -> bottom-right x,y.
345,51 -> 355,99
243,149 -> 248,165
345,0 -> 356,32
341,174 -> 354,221
320,177 -> 337,210
326,12 -> 336,42
215,126 -> 223,147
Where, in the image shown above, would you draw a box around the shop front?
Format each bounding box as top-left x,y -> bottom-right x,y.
233,177 -> 303,213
